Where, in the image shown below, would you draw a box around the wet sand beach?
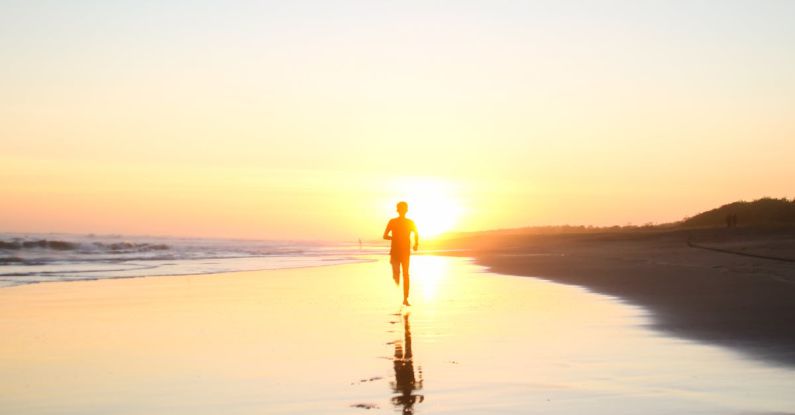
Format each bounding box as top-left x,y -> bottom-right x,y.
438,226 -> 795,366
1,256 -> 794,414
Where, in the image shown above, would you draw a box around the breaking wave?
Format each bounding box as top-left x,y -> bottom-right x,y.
0,239 -> 170,253
0,233 -> 381,288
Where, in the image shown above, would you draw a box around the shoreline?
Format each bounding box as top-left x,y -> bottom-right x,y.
436,226 -> 795,366
5,227 -> 795,367
6,225 -> 795,368
0,256 -> 377,289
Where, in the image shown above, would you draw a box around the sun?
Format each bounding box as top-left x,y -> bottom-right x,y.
389,177 -> 463,238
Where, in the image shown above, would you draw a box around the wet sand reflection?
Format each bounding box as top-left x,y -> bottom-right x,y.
391,311 -> 423,414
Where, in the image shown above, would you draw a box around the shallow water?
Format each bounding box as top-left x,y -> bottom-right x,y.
0,256 -> 793,414
0,233 -> 373,287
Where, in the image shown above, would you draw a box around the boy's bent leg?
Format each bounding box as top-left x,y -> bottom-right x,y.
390,256 -> 400,285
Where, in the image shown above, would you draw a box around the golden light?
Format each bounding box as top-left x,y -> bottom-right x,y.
388,177 -> 464,238
412,256 -> 450,302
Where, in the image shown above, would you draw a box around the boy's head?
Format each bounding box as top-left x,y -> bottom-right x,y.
396,201 -> 408,216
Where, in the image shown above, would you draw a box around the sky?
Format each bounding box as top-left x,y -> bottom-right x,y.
1,1 -> 794,240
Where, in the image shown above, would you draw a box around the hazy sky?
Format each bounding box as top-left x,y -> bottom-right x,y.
1,1 -> 794,240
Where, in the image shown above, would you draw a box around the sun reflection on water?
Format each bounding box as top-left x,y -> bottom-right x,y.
411,256 -> 450,302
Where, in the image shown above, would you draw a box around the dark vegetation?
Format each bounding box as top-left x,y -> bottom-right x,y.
681,197 -> 795,228
438,197 -> 795,242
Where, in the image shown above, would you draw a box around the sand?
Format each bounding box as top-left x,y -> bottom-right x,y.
1,255 -> 794,414
438,226 -> 795,366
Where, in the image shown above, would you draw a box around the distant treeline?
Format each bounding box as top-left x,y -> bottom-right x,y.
444,223 -> 673,239
439,197 -> 795,240
681,197 -> 795,228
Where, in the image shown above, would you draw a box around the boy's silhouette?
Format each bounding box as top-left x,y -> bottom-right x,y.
383,201 -> 419,306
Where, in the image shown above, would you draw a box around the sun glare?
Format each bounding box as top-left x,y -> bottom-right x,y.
412,256 -> 450,301
389,177 -> 463,238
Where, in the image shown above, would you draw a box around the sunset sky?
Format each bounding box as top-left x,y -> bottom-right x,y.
1,1 -> 794,240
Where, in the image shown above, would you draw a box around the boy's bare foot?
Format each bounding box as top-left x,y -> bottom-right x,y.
402,299 -> 411,306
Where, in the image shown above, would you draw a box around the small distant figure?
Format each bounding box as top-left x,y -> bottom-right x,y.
358,238 -> 363,251
383,201 -> 419,306
726,213 -> 739,228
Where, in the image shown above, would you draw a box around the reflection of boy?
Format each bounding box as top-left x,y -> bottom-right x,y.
391,314 -> 423,414
383,201 -> 419,306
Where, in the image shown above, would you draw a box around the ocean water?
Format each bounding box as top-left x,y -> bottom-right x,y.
0,233 -> 377,288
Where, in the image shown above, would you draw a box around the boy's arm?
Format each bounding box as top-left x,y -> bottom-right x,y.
383,221 -> 393,240
413,222 -> 419,251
